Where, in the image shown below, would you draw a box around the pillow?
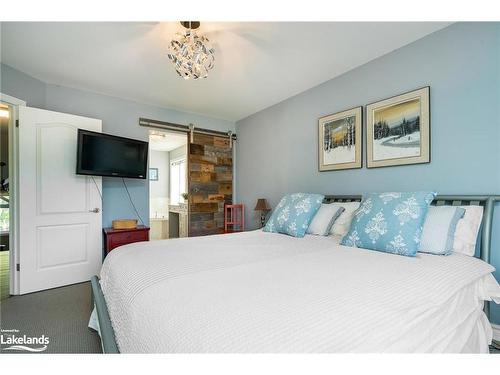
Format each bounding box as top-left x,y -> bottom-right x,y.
418,206 -> 466,255
263,193 -> 324,237
452,205 -> 484,256
307,204 -> 345,236
328,202 -> 361,237
340,191 -> 436,257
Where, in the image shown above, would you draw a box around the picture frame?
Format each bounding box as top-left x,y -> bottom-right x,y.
318,106 -> 362,171
366,86 -> 430,168
149,167 -> 158,181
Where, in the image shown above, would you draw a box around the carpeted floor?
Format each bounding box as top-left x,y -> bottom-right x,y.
0,281 -> 102,353
0,251 -> 9,301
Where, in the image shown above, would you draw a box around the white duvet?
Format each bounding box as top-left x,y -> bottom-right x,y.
98,230 -> 500,353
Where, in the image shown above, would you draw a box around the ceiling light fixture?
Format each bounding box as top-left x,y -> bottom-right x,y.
168,21 -> 215,80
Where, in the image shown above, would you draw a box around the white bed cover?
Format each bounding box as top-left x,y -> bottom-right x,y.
96,230 -> 500,353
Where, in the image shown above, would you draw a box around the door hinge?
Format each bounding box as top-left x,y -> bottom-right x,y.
15,119 -> 19,128
16,263 -> 20,271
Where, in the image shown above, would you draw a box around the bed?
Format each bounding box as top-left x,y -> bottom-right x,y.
89,195 -> 500,353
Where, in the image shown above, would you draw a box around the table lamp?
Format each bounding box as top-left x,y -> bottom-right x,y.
254,198 -> 271,228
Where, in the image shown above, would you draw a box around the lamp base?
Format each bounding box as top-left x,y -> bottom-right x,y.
260,214 -> 266,228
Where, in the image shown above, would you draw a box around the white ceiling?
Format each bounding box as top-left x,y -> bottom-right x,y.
149,130 -> 186,152
0,22 -> 451,121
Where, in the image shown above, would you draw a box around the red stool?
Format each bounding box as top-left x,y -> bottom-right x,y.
224,204 -> 245,233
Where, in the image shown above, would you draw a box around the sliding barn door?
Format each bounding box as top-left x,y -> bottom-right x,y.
188,133 -> 232,236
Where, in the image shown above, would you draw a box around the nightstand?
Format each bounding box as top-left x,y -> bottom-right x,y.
103,225 -> 150,254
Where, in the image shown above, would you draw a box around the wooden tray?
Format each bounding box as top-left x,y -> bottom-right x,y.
112,219 -> 138,230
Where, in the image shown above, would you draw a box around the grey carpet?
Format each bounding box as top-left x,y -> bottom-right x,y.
0,281 -> 102,353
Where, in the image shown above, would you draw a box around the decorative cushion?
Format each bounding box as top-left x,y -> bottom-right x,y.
263,193 -> 324,238
452,205 -> 484,256
418,206 -> 466,255
307,204 -> 345,236
328,202 -> 361,237
340,191 -> 436,256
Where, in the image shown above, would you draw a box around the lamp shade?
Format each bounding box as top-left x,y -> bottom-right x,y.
254,198 -> 271,211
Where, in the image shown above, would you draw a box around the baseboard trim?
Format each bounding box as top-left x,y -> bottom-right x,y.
492,324 -> 500,342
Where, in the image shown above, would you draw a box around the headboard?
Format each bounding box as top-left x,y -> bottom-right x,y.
324,194 -> 500,319
324,194 -> 499,262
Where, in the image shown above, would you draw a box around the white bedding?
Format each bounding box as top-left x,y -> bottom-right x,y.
97,230 -> 500,353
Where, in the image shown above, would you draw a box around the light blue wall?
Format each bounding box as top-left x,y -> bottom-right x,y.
0,63 -> 46,108
236,23 -> 500,323
0,63 -> 235,228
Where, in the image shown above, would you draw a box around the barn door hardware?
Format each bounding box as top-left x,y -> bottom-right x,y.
189,123 -> 195,143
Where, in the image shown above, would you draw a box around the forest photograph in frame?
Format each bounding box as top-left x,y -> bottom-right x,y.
318,106 -> 362,171
366,87 -> 430,168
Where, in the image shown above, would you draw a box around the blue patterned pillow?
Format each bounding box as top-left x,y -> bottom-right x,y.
340,191 -> 436,256
263,193 -> 324,237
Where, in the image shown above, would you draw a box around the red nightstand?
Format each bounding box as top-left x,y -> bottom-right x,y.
103,225 -> 150,254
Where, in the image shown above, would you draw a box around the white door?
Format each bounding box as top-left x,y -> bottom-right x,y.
18,107 -> 102,294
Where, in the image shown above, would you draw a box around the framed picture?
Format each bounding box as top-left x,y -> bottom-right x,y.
149,168 -> 158,181
318,106 -> 362,171
366,86 -> 430,168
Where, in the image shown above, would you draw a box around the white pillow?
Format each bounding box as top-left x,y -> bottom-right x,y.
418,206 -> 465,255
452,205 -> 484,256
307,204 -> 345,236
328,201 -> 361,237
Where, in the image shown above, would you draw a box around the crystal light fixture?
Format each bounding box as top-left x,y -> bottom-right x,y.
168,21 -> 215,80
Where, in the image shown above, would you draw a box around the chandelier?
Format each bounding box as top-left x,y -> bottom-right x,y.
168,21 -> 215,80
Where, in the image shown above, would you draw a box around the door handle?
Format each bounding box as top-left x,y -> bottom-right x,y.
89,208 -> 101,213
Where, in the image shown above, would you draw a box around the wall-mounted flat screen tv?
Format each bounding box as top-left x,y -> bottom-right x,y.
76,129 -> 148,179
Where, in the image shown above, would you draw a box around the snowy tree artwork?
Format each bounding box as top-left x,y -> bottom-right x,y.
372,98 -> 421,160
367,87 -> 430,168
318,106 -> 362,171
323,116 -> 356,163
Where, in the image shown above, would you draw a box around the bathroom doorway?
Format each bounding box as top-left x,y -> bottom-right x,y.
148,129 -> 188,240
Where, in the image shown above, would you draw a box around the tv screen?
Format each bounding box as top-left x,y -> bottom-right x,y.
76,129 -> 148,179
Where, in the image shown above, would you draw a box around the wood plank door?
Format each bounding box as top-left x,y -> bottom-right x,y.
188,133 -> 232,237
